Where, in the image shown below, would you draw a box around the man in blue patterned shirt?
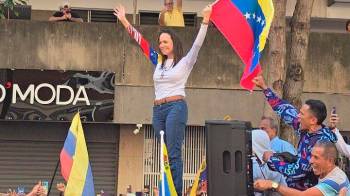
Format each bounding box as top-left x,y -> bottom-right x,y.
253,76 -> 337,190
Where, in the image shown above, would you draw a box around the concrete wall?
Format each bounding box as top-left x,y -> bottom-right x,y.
0,20 -> 349,130
115,86 -> 350,130
285,0 -> 350,19
117,124 -> 144,195
0,20 -> 122,72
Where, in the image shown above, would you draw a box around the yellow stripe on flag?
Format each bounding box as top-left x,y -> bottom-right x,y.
190,159 -> 206,196
258,0 -> 274,51
162,143 -> 178,195
65,113 -> 90,195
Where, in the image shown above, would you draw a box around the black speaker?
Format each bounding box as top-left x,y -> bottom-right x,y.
205,120 -> 253,196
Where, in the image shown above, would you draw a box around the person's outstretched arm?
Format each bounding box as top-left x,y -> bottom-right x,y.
329,113 -> 350,157
114,5 -> 161,67
182,4 -> 212,69
159,8 -> 166,26
49,12 -> 66,22
176,0 -> 182,10
254,180 -> 324,196
253,76 -> 299,131
334,128 -> 350,157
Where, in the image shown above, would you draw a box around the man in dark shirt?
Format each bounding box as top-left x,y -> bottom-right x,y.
49,2 -> 83,22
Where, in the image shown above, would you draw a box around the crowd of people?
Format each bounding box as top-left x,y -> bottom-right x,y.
0,182 -> 65,196
251,75 -> 350,196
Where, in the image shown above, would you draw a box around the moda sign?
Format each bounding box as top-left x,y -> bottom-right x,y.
0,69 -> 115,122
0,83 -> 90,105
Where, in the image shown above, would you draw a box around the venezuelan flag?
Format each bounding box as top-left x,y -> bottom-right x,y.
159,142 -> 177,196
211,0 -> 274,90
190,160 -> 207,196
60,113 -> 95,196
127,25 -> 163,66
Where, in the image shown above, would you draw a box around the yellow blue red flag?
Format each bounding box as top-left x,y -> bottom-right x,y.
211,0 -> 274,90
159,131 -> 177,196
190,160 -> 207,196
60,113 -> 95,196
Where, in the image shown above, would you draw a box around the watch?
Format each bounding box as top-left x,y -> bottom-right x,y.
271,181 -> 279,191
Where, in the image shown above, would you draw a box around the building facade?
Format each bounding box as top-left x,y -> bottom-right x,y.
0,0 -> 350,195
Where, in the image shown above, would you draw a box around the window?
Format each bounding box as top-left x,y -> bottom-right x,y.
71,8 -> 117,23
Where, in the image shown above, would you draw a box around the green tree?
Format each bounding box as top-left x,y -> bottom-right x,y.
0,0 -> 28,19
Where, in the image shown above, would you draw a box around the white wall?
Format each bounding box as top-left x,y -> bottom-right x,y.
287,0 -> 350,19
327,3 -> 350,18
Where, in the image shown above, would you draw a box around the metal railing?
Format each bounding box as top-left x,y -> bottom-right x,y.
143,125 -> 206,195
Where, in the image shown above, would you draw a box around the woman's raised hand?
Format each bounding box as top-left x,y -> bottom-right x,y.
202,3 -> 214,24
113,5 -> 126,22
113,4 -> 130,28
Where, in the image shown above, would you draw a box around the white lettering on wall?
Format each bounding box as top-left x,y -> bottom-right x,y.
0,83 -> 90,105
34,83 -> 56,105
56,85 -> 74,105
12,84 -> 35,104
0,85 -> 5,102
73,86 -> 90,105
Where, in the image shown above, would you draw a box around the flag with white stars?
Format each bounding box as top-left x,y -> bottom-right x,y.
211,0 -> 274,90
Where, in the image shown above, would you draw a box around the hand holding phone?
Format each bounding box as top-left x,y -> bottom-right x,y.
331,107 -> 336,115
41,181 -> 49,194
329,106 -> 339,130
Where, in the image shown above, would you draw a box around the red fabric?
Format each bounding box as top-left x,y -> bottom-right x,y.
211,0 -> 258,90
60,149 -> 73,181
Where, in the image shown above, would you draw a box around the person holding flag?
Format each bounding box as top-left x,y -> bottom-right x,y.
60,113 -> 95,196
113,3 -> 213,195
252,75 -> 337,190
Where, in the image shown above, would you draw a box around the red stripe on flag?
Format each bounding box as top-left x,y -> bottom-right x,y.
60,149 -> 73,181
140,38 -> 150,58
240,63 -> 262,90
211,0 -> 254,66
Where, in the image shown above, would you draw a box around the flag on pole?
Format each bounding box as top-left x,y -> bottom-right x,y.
211,0 -> 274,90
60,113 -> 95,196
190,159 -> 207,196
159,131 -> 177,196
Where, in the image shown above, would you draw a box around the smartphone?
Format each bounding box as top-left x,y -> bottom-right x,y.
331,107 -> 336,115
42,181 -> 49,194
17,186 -> 25,195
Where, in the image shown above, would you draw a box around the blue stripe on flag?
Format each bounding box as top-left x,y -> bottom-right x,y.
63,130 -> 76,157
82,164 -> 95,196
231,0 -> 266,73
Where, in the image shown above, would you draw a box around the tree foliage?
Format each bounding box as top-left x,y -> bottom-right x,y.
0,0 -> 28,19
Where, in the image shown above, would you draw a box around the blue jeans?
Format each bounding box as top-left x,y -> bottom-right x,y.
153,100 -> 188,196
